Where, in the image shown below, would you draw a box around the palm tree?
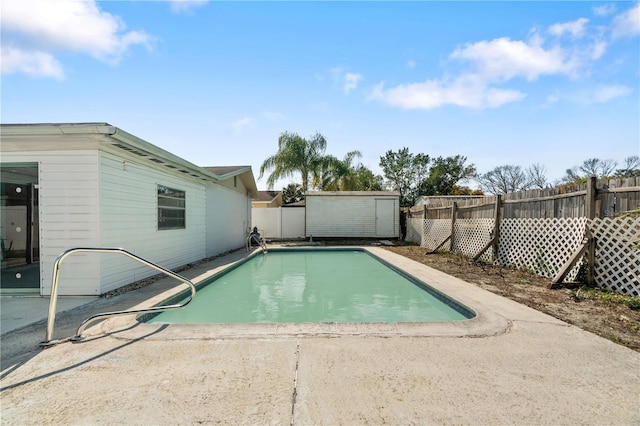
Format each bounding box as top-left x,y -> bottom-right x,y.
259,131 -> 328,190
282,183 -> 304,204
314,151 -> 363,191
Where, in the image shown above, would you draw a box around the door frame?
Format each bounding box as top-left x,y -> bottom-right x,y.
1,162 -> 40,293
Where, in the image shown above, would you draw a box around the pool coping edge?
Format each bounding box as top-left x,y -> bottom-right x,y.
93,246 -> 515,341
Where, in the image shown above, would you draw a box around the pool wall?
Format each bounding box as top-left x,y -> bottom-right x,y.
97,246 -> 511,340
140,247 -> 476,324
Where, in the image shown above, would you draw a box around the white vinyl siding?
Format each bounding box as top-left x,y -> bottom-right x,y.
306,194 -> 399,238
205,183 -> 250,257
2,124 -> 256,296
98,152 -> 206,293
3,151 -> 101,295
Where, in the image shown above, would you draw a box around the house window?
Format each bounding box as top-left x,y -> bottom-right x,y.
158,185 -> 185,230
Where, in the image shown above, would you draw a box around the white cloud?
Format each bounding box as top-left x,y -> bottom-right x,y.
329,67 -> 363,94
611,3 -> 640,38
548,18 -> 589,38
542,85 -> 632,107
590,41 -> 607,60
373,7 -> 634,111
450,37 -> 575,81
369,76 -> 525,110
1,46 -> 64,79
592,85 -> 633,102
0,0 -> 152,78
232,117 -> 254,133
592,4 -> 616,17
484,87 -> 527,107
372,13 -> 624,112
406,59 -> 417,69
169,0 -> 209,14
343,72 -> 363,94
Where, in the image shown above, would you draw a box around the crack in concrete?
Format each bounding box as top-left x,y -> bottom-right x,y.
290,340 -> 300,425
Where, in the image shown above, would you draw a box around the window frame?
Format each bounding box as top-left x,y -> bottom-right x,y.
157,184 -> 186,230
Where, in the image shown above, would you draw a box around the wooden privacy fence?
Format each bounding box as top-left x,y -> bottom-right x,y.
406,177 -> 640,297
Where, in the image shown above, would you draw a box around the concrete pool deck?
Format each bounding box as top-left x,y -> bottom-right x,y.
1,246 -> 639,424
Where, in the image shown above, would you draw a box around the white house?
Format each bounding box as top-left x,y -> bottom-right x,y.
305,191 -> 400,238
203,166 -> 257,256
0,123 -> 257,296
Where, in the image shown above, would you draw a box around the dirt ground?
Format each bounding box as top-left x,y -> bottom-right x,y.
383,243 -> 640,352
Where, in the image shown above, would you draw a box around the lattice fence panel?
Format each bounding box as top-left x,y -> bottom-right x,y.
453,219 -> 495,262
422,219 -> 452,250
497,218 -> 588,279
589,217 -> 640,297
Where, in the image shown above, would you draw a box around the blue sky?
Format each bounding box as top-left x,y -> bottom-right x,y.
2,1 -> 639,190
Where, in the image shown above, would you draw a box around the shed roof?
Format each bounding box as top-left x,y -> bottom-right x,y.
305,191 -> 400,197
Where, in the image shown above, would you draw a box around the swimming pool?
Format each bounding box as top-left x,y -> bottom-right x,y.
144,248 -> 475,325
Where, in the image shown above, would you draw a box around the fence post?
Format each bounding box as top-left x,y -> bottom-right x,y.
586,228 -> 595,286
449,202 -> 457,252
423,204 -> 427,219
492,195 -> 502,260
585,176 -> 597,286
585,176 -> 597,219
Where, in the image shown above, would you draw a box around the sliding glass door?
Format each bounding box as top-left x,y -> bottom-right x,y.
1,163 -> 40,293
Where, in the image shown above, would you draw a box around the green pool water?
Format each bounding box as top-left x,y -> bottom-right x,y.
146,249 -> 474,324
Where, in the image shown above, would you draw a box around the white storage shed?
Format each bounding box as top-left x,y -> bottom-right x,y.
305,191 -> 400,238
0,123 -> 257,296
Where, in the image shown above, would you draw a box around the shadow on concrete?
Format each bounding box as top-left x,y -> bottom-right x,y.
1,324 -> 168,391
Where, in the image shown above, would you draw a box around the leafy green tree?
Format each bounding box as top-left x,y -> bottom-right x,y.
450,185 -> 484,195
417,155 -> 477,196
351,165 -> 384,191
259,131 -> 328,190
379,147 -> 430,206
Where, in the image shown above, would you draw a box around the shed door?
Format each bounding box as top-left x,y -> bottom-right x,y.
375,199 -> 395,237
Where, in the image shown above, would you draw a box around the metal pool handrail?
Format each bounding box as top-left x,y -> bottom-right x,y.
246,234 -> 268,253
40,247 -> 197,348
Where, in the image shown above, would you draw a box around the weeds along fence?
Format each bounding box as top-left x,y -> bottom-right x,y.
405,176 -> 640,297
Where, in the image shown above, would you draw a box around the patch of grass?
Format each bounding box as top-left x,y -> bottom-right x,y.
569,286 -> 640,310
609,334 -> 626,344
515,279 -> 531,285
